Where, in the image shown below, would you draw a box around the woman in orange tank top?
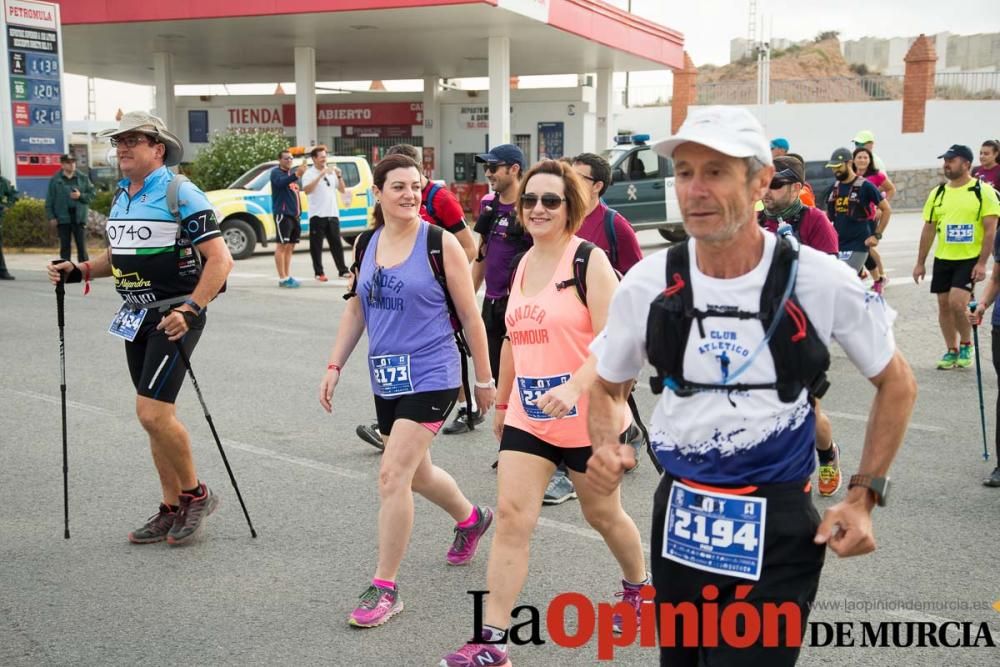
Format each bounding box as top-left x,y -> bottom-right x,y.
440,160 -> 648,667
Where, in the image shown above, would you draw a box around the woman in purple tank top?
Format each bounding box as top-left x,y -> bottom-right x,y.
318,155 -> 496,629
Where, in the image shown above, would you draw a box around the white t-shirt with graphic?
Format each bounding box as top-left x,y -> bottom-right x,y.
591,232 -> 896,485
303,166 -> 340,218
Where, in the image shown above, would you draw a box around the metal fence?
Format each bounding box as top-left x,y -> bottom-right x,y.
615,71 -> 998,107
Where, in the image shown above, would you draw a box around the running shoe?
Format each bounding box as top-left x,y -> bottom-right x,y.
339,271 -> 352,279
624,423 -> 643,474
956,344 -> 973,369
542,469 -> 577,505
936,350 -> 958,370
166,484 -> 220,546
286,277 -> 301,288
356,423 -> 385,451
817,443 -> 842,497
984,467 -> 1000,488
348,583 -> 403,628
447,506 -> 494,565
441,407 -> 484,435
127,503 -> 177,544
315,274 -> 329,282
872,278 -> 885,296
612,577 -> 650,635
439,637 -> 511,667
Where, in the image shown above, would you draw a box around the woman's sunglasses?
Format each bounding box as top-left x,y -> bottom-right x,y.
520,193 -> 566,210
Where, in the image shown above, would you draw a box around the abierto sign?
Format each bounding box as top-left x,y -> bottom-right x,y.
282,102 -> 422,127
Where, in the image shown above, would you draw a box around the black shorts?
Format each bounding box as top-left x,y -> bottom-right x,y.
125,310 -> 206,404
930,257 -> 976,293
374,388 -> 459,436
650,473 -> 825,667
275,213 -> 301,244
498,425 -> 630,473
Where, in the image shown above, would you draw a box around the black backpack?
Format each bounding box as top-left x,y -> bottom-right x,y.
646,234 -> 830,403
345,224 -> 475,427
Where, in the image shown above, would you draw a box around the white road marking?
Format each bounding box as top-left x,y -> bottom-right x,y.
823,410 -> 945,433
5,388 -> 117,416
221,439 -> 368,480
240,322 -> 310,336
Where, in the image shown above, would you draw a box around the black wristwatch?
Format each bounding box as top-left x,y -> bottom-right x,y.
873,232 -> 883,240
848,474 -> 890,507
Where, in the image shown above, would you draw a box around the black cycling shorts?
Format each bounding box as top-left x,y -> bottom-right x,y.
498,425 -> 630,473
275,213 -> 301,244
930,257 -> 976,293
374,388 -> 460,436
650,473 -> 825,667
125,310 -> 206,404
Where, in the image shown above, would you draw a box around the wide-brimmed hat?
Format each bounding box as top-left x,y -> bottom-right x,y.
97,111 -> 183,166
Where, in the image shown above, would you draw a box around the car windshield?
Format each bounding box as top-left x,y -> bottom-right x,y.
600,148 -> 630,167
229,163 -> 277,190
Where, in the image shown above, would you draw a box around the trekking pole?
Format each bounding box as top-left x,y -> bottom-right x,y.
969,293 -> 990,461
54,264 -> 70,539
174,342 -> 258,537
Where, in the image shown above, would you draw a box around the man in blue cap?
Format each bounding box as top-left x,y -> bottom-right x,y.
440,143 -> 530,435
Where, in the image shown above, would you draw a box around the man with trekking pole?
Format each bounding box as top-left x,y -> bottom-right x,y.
47,111 -> 239,545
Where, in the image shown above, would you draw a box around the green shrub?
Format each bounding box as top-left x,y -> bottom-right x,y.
90,189 -> 114,216
2,197 -> 52,247
189,130 -> 291,191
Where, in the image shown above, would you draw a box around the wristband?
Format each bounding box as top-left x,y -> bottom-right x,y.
183,298 -> 202,315
495,403 -> 508,410
81,261 -> 91,295
475,379 -> 496,389
327,363 -> 342,372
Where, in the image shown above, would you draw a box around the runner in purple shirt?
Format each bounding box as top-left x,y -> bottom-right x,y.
572,152 -> 643,275
440,143 -> 532,435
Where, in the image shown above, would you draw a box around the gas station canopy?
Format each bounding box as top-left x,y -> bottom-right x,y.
54,0 -> 685,83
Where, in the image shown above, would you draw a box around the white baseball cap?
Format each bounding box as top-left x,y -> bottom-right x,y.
653,106 -> 773,166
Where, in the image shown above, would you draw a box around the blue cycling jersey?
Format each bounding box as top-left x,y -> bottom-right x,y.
108,166 -> 221,305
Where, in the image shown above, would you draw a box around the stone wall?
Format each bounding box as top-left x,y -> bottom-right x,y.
891,168 -> 945,210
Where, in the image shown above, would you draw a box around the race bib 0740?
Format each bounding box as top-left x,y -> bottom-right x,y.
517,374 -> 576,421
663,480 -> 766,581
945,223 -> 975,244
370,354 -> 413,396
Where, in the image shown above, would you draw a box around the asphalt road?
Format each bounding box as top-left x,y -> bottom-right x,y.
1,213 -> 999,666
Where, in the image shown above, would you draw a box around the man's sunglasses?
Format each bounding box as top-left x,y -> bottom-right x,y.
485,162 -> 508,173
521,193 -> 566,210
110,134 -> 154,148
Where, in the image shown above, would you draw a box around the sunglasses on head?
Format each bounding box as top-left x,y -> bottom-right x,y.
521,193 -> 566,210
485,162 -> 508,174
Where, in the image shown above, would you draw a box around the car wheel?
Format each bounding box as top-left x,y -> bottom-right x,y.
221,218 -> 256,260
658,227 -> 688,243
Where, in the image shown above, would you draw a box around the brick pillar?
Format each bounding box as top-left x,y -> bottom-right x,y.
901,34 -> 937,134
671,52 -> 697,134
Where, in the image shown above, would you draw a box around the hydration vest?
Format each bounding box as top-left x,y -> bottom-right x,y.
757,206 -> 806,241
646,234 -> 830,403
826,176 -> 871,221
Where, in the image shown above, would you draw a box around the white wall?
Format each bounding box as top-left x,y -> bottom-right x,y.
614,99 -> 1000,169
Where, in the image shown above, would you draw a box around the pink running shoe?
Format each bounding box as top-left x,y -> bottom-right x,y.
447,506 -> 493,566
348,583 -> 403,628
439,638 -> 511,667
612,579 -> 650,634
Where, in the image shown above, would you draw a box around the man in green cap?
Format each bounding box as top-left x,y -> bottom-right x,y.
45,154 -> 96,262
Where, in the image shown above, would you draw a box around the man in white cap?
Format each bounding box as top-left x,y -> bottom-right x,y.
585,106 -> 916,665
47,111 -> 234,546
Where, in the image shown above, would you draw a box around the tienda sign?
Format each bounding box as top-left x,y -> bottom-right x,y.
227,107 -> 283,127
282,102 -> 422,127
